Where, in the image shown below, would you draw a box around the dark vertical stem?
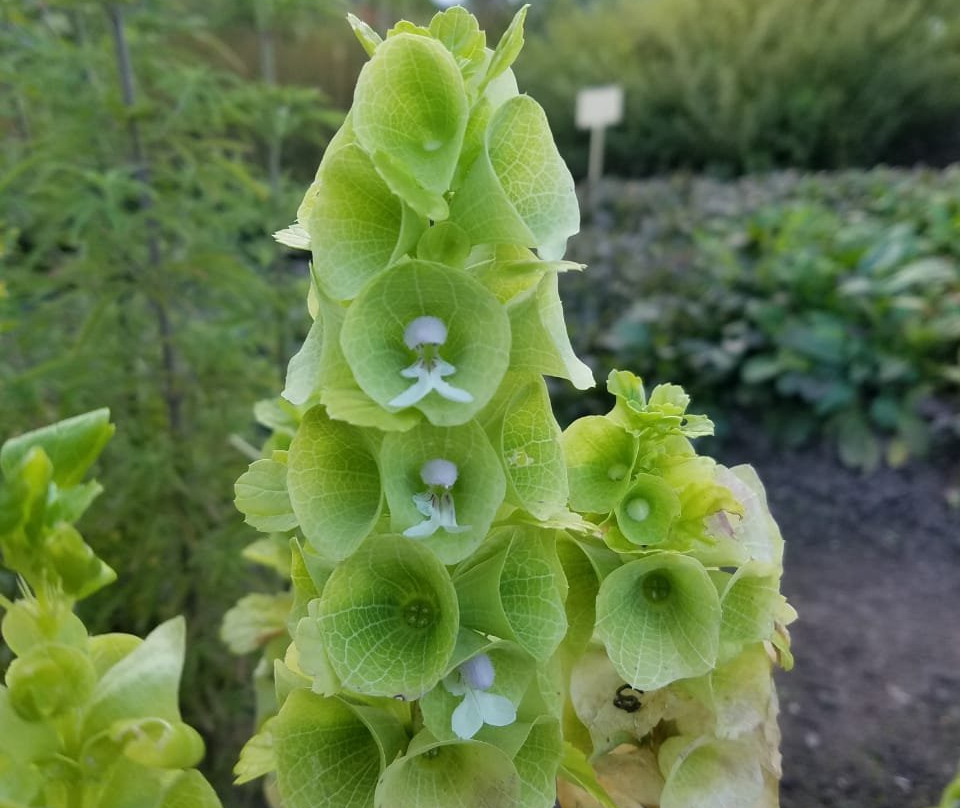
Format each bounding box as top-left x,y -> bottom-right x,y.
256,5 -> 290,379
107,3 -> 182,436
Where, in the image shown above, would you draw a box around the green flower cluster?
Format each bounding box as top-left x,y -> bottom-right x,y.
230,7 -> 794,808
0,411 -> 221,808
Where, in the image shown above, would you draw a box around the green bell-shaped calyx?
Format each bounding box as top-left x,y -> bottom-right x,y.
304,143 -> 425,301
353,33 -> 468,220
375,731 -> 520,808
0,408 -> 114,488
272,688 -> 406,808
449,94 -> 579,260
611,473 -> 682,549
562,416 -> 638,514
340,261 -> 510,426
493,375 -> 569,520
286,406 -> 382,562
658,737 -> 764,808
380,421 -> 505,564
595,554 -> 721,691
6,642 -> 96,721
454,525 -> 568,662
316,535 -> 459,698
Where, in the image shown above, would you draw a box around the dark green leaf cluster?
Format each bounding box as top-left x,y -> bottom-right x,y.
518,0 -> 960,176
563,171 -> 960,471
0,412 -> 221,808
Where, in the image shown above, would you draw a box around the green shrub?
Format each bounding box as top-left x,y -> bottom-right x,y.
561,170 -> 960,470
0,1 -> 338,798
519,0 -> 960,176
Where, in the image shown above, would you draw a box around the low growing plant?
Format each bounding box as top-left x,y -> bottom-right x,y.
595,189 -> 960,471
226,7 -> 794,807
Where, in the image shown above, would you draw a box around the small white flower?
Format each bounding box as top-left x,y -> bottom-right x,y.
389,316 -> 474,408
404,459 -> 470,538
443,653 -> 516,739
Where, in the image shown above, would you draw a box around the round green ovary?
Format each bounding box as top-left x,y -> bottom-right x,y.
641,571 -> 672,604
626,497 -> 650,521
607,463 -> 629,481
403,599 -> 436,629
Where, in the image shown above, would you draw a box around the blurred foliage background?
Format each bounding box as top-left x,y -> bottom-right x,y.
1,0 -> 959,802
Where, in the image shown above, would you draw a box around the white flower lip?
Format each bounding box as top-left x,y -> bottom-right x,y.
403,457 -> 470,539
442,653 -> 517,739
389,316 -> 474,408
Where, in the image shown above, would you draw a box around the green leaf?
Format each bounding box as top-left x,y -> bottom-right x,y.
555,537 -> 600,660
0,685 -> 60,765
1,597 -> 87,657
86,760 -> 222,808
286,406 -> 382,562
709,465 -> 784,566
282,316 -> 324,407
375,732 -> 520,808
305,144 -> 424,301
510,716 -> 564,808
220,593 -> 292,655
417,222 -> 471,268
454,525 -> 568,662
719,563 -> 785,653
507,272 -> 594,389
595,554 -> 720,691
234,456 -> 299,534
480,5 -> 529,91
353,34 -> 468,219
659,738 -> 763,808
340,261 -> 511,427
833,409 -> 881,472
83,617 -> 189,739
347,12 -> 382,57
273,689 -> 405,808
561,416 -> 638,513
234,719 -> 276,785
558,741 -> 618,808
380,420 -> 506,565
497,376 -> 569,520
42,521 -> 116,599
83,716 -> 206,771
0,408 -> 114,487
450,95 -> 579,260
318,535 -> 459,698
429,6 -> 486,78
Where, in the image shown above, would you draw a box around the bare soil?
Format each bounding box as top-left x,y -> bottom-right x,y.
719,434 -> 960,808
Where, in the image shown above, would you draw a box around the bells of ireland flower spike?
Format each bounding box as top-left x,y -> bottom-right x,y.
315,535 -> 459,699
340,260 -> 511,426
380,421 -> 506,564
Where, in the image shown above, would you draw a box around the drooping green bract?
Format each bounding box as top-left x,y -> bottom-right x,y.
228,6 -> 794,808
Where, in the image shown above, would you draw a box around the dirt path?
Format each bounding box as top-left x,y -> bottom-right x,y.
719,437 -> 960,808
